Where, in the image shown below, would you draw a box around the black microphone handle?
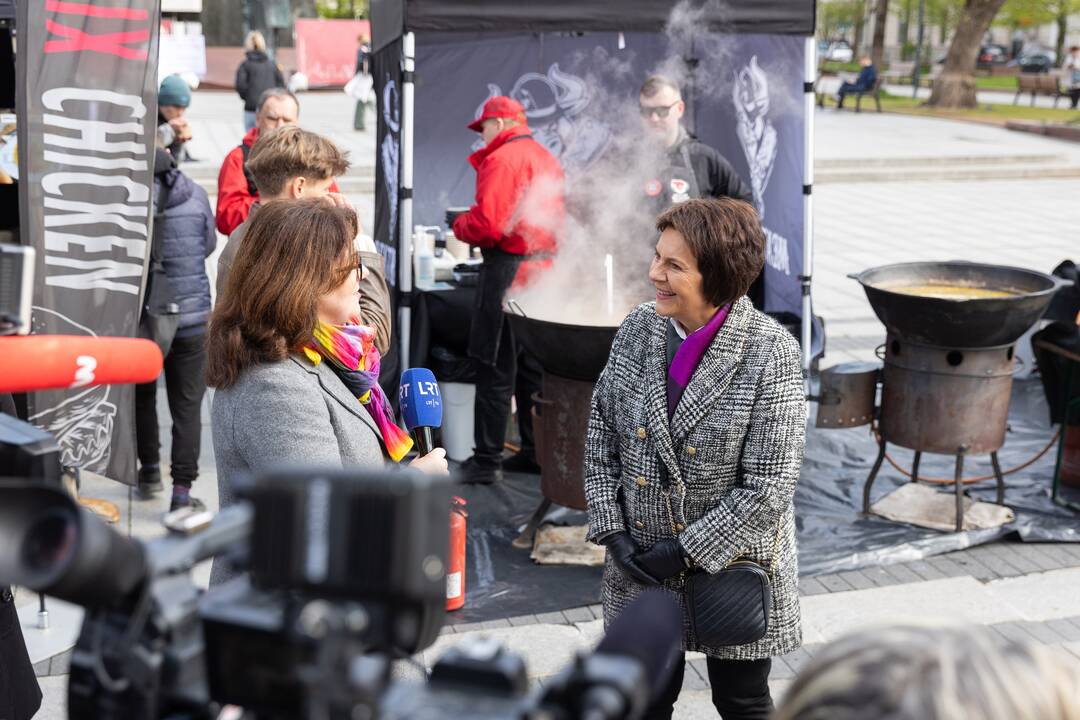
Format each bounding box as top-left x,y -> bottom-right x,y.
412,427 -> 434,456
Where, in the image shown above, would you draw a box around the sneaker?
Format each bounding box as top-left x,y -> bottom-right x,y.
501,452 -> 541,475
458,456 -> 503,485
169,487 -> 206,513
137,465 -> 163,498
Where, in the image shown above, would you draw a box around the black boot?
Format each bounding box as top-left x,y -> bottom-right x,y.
459,456 -> 503,485
137,464 -> 163,498
501,451 -> 541,475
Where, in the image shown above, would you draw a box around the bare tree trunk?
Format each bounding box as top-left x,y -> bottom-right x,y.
871,0 -> 889,68
927,0 -> 1007,108
854,0 -> 867,54
1055,10 -> 1067,68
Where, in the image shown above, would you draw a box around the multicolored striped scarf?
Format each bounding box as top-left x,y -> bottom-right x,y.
303,321 -> 413,462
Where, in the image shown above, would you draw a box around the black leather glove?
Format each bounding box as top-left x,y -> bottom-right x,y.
635,538 -> 690,581
601,531 -> 660,586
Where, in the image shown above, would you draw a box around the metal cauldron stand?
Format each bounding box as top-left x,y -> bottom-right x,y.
511,372 -> 594,549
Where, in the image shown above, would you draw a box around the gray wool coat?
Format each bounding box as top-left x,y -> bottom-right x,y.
584,297 -> 806,661
209,355 -> 387,585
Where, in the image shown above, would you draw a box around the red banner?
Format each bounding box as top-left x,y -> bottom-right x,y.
295,18 -> 370,87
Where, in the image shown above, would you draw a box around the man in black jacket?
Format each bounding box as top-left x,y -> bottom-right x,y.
638,75 -> 753,210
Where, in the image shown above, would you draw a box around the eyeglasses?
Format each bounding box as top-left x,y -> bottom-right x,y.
355,261 -> 367,284
639,101 -> 680,119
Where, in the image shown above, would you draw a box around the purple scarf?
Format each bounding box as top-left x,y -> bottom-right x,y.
667,304 -> 730,419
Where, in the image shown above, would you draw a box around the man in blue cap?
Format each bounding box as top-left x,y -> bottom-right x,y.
158,74 -> 193,162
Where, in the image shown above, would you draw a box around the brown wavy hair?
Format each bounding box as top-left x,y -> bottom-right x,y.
655,197 -> 765,308
206,198 -> 359,389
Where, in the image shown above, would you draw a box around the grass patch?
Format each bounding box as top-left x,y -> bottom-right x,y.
822,91 -> 1080,125
820,60 -> 863,74
974,75 -> 1019,91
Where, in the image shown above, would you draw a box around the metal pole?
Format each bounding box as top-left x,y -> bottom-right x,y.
912,0 -> 926,98
801,37 -> 816,376
398,32 -> 416,370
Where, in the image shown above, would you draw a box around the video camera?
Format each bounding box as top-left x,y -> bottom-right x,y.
0,243 -> 680,719
0,441 -> 680,720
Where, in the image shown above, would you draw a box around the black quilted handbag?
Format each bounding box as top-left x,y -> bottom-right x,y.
684,522 -> 782,647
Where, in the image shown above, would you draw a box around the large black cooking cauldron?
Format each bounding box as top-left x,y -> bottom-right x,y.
849,261 -> 1071,348
505,310 -> 618,382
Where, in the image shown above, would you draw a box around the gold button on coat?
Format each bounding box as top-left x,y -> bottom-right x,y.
675,523 -> 685,532
686,446 -> 697,456
636,427 -> 647,439
634,520 -> 644,529
635,476 -> 647,487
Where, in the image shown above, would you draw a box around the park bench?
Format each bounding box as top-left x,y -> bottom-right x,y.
882,61 -> 940,88
881,61 -> 914,84
1014,72 -> 1068,108
836,74 -> 884,113
815,70 -> 885,112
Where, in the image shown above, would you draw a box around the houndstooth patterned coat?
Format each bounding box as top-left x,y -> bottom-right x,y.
584,297 -> 806,661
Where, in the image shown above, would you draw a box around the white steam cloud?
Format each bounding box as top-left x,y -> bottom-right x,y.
505,0 -> 802,327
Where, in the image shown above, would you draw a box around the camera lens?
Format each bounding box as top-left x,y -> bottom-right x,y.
20,508 -> 77,577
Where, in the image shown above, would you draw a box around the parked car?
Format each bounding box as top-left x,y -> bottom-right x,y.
976,44 -> 1008,68
1009,49 -> 1055,74
825,40 -> 854,63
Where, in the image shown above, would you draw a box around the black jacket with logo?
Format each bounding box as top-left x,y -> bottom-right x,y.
668,133 -> 754,204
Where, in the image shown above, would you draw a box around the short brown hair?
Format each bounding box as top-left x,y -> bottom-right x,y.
206,198 -> 359,389
640,75 -> 682,98
247,126 -> 349,197
655,198 -> 764,307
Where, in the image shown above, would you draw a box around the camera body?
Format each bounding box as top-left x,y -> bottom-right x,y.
0,419 -> 670,720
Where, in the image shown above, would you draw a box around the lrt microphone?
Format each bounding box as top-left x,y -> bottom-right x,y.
399,368 -> 443,456
0,336 -> 163,393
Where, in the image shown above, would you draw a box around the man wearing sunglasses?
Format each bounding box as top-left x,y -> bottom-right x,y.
638,75 -> 752,210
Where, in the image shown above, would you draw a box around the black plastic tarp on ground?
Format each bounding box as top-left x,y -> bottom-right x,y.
371,0 -> 817,51
450,378 -> 1078,624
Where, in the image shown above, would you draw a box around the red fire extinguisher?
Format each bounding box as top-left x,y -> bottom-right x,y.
447,496 -> 467,611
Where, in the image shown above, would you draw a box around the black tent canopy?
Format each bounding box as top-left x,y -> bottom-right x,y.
371,0 -> 816,51
370,0 -> 818,371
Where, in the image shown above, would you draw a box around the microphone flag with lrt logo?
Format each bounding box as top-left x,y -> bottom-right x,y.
399,368 -> 443,456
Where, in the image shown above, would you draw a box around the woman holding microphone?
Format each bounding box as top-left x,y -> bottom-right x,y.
207,198 -> 447,581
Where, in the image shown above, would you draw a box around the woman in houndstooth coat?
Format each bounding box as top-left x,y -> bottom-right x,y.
584,198 -> 806,720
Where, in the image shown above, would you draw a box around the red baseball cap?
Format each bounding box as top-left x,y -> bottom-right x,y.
467,96 -> 527,132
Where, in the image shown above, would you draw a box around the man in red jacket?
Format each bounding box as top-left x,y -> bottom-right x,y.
215,88 -> 342,236
452,96 -> 565,484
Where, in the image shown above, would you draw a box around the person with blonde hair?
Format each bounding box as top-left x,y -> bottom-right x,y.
215,126 -> 357,307
774,625 -> 1080,720
236,30 -> 284,131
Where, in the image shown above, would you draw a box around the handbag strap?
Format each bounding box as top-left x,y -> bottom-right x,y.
663,484 -> 786,578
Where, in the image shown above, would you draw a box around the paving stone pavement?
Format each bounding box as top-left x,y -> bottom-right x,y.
20,96 -> 1080,719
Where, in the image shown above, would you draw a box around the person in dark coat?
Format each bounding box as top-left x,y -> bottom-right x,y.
156,74 -> 193,163
353,34 -> 372,130
0,396 -> 42,720
836,56 -> 878,109
135,148 -> 216,511
0,587 -> 40,720
236,31 -> 285,132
